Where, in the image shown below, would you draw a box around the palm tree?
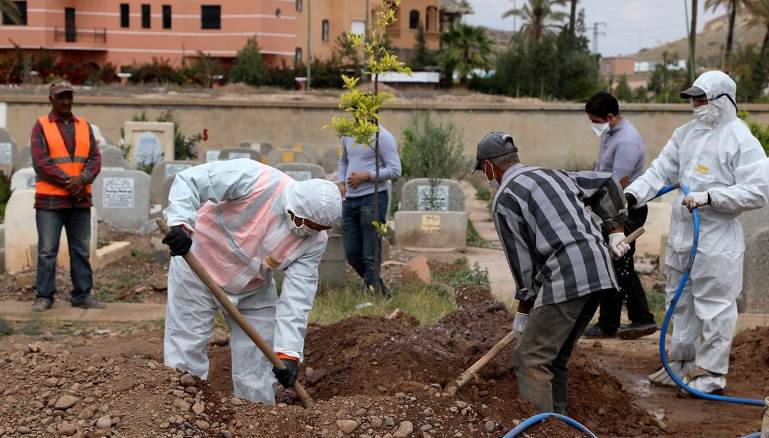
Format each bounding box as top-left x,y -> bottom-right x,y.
745,0 -> 769,55
1,0 -> 21,24
439,23 -> 493,86
503,0 -> 568,46
688,0 -> 699,83
705,0 -> 746,69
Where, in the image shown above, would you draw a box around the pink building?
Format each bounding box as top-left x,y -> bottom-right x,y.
0,0 -> 300,68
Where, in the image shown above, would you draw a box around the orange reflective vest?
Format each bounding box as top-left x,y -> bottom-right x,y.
35,116 -> 92,197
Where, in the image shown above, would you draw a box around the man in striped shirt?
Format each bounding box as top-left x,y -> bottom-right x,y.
473,132 -> 628,414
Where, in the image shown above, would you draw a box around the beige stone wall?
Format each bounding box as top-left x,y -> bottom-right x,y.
4,95 -> 769,169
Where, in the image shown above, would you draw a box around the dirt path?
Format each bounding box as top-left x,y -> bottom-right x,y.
582,336 -> 766,437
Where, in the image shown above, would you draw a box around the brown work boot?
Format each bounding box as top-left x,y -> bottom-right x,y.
71,296 -> 105,309
31,298 -> 53,312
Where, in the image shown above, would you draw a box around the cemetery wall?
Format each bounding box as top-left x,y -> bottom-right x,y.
4,95 -> 769,170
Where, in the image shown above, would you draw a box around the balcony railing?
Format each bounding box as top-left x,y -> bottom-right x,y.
54,27 -> 107,44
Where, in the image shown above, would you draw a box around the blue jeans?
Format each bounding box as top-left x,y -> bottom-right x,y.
36,208 -> 93,304
342,191 -> 388,290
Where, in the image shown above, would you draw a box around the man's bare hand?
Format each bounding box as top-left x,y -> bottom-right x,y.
347,171 -> 371,189
337,182 -> 346,199
65,176 -> 85,196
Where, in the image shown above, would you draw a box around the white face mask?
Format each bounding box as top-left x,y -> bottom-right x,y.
693,103 -> 709,119
484,163 -> 500,189
287,210 -> 318,238
591,122 -> 610,138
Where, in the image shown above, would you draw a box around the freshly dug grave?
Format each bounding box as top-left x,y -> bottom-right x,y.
730,326 -> 769,389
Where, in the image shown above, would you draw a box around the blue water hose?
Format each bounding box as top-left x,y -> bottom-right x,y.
502,184 -> 765,437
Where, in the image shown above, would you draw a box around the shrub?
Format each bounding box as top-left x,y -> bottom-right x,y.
738,111 -> 769,155
0,171 -> 10,223
400,113 -> 467,180
181,51 -> 225,88
127,58 -> 183,85
229,37 -> 269,86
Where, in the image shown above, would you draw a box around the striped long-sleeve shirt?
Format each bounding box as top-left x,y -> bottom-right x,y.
493,164 -> 627,306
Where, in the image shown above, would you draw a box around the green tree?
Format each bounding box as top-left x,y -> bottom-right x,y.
615,75 -> 632,101
648,52 -> 688,103
439,23 -> 493,86
503,0 -> 568,46
332,33 -> 362,71
229,37 -> 268,86
705,0 -> 747,69
183,51 -> 224,88
409,25 -> 436,70
746,0 -> 769,55
401,113 -> 466,180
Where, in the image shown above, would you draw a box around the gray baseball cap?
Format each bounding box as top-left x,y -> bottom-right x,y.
472,132 -> 518,173
680,85 -> 706,99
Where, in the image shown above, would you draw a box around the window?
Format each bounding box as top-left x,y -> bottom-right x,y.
295,48 -> 302,66
119,3 -> 129,28
2,1 -> 27,25
275,8 -> 281,18
409,10 -> 419,30
321,19 -> 329,43
141,4 -> 151,28
201,5 -> 221,29
65,7 -> 75,42
351,20 -> 365,35
162,5 -> 172,29
295,0 -> 302,13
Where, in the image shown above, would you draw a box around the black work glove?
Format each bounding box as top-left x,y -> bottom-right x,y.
272,358 -> 299,389
625,192 -> 637,209
161,225 -> 192,256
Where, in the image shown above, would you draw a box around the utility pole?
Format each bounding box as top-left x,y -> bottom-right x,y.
689,0 -> 698,83
306,0 -> 312,92
591,22 -> 606,54
365,0 -> 370,34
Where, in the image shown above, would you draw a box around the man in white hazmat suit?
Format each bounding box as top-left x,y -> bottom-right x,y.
161,158 -> 342,403
625,71 -> 769,394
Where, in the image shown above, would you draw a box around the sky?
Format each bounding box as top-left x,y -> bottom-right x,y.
464,0 -> 723,57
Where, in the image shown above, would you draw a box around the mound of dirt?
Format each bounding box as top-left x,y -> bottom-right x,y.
730,326 -> 769,388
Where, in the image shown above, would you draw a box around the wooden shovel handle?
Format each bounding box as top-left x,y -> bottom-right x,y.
446,330 -> 517,396
621,227 -> 645,246
156,219 -> 315,408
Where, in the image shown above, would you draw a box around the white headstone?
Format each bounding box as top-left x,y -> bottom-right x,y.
0,141 -> 15,177
93,169 -> 151,231
401,179 -> 465,212
239,140 -> 273,156
220,148 -> 261,161
100,145 -> 129,169
10,167 -> 36,192
150,160 -> 199,205
267,149 -> 312,166
123,121 -> 175,166
135,131 -> 163,166
205,149 -> 221,162
275,163 -> 326,182
12,146 -> 31,174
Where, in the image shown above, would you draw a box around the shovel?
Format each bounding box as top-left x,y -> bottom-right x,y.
156,219 -> 315,408
445,227 -> 647,396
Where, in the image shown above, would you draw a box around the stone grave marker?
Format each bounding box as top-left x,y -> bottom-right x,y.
203,149 -> 221,162
275,163 -> 325,181
93,169 -> 151,231
267,149 -> 312,166
100,145 -> 129,169
220,148 -> 261,161
0,127 -> 12,144
123,121 -> 175,166
738,208 -> 769,313
10,167 -> 37,192
90,123 -> 110,148
399,178 -> 465,212
0,141 -> 16,177
285,143 -> 319,164
4,190 -> 97,274
321,147 -> 342,174
239,140 -> 273,157
13,146 -> 31,173
150,160 -> 199,205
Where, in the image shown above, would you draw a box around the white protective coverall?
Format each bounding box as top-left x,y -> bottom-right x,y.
162,159 -> 342,403
626,71 -> 769,392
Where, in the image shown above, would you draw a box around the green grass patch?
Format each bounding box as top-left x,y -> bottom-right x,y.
466,219 -> 491,248
20,316 -> 44,336
646,290 -> 672,334
432,258 -> 490,289
309,281 -> 456,326
0,316 -> 13,336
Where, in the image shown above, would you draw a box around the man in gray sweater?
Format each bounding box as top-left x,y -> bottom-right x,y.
336,126 -> 402,294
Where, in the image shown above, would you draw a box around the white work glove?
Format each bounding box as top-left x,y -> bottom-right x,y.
682,191 -> 710,212
608,232 -> 630,260
512,312 -> 529,338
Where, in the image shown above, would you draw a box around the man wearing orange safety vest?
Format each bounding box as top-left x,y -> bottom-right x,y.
30,80 -> 103,312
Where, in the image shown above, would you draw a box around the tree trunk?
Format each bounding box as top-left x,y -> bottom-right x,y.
724,0 -> 737,71
762,23 -> 769,57
569,0 -> 578,35
689,0 -> 698,83
372,72 -> 382,295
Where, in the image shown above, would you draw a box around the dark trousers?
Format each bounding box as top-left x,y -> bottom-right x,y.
341,191 -> 388,290
597,205 -> 656,334
513,292 -> 603,414
35,208 -> 93,304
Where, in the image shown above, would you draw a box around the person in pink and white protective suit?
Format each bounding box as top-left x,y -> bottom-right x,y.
161,158 -> 342,404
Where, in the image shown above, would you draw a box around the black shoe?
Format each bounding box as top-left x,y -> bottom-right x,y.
71,296 -> 106,309
31,298 -> 53,312
616,322 -> 658,340
582,324 -> 613,339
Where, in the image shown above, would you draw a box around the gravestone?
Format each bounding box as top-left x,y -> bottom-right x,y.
10,167 -> 37,192
90,123 -> 109,148
738,209 -> 769,313
220,148 -> 261,161
100,145 -> 129,169
4,190 -> 97,274
321,147 -> 342,174
239,140 -> 273,157
149,160 -> 199,205
203,149 -> 221,162
13,146 -> 31,173
266,149 -> 312,166
93,169 -> 151,231
319,233 -> 346,287
0,127 -> 12,144
0,141 -> 17,178
284,143 -> 319,165
275,163 -> 325,181
393,178 -> 467,249
123,121 -> 175,166
399,179 -> 465,212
